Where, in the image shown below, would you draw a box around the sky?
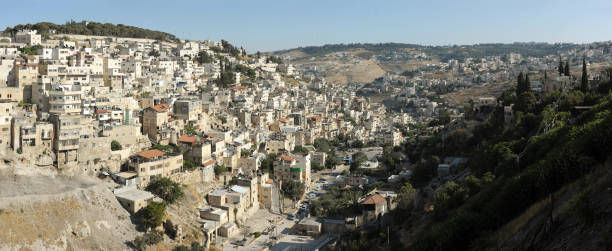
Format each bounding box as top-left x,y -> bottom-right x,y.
2,0 -> 612,52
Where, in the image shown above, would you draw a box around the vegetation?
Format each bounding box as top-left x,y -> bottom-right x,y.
183,125 -> 197,136
136,202 -> 166,230
281,180 -> 305,200
213,164 -> 228,175
182,159 -> 198,171
145,177 -> 184,204
152,143 -> 180,154
220,40 -> 243,58
350,152 -> 368,172
173,242 -> 206,251
148,49 -> 160,57
260,154 -> 279,175
235,64 -> 256,80
132,230 -> 163,251
310,187 -> 363,217
4,21 -> 178,41
292,145 -> 310,155
311,162 -> 324,172
18,45 -> 42,55
111,140 -> 122,151
195,51 -> 214,64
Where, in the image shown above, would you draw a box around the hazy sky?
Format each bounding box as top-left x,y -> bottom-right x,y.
2,0 -> 612,52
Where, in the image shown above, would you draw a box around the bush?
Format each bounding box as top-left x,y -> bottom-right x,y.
111,140 -> 122,151
182,159 -> 197,171
213,164 -> 228,175
173,242 -> 206,251
146,177 -> 184,204
133,230 -> 163,251
311,162 -> 324,171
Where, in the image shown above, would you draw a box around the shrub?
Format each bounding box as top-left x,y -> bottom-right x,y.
111,140 -> 122,151
133,230 -> 163,251
213,164 -> 228,175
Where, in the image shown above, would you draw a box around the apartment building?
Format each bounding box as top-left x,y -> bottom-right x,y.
129,149 -> 183,187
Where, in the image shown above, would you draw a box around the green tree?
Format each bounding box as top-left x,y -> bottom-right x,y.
148,49 -> 160,57
111,140 -> 122,151
558,57 -> 564,75
281,180 -> 305,200
581,57 -> 589,93
516,72 -> 530,96
195,51 -> 214,64
432,181 -> 468,220
398,183 -> 417,210
564,61 -> 570,76
145,177 -> 184,204
136,202 -> 166,230
350,152 -> 368,172
292,145 -> 310,155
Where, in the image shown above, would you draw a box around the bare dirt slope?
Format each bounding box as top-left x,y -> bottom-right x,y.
0,166 -> 138,251
443,81 -> 513,107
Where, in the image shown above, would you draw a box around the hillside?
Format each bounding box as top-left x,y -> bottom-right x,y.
3,21 -> 178,41
328,75 -> 612,250
0,166 -> 139,250
272,42 -> 580,85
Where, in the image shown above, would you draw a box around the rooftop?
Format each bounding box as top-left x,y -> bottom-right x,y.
114,187 -> 155,202
361,194 -> 386,205
277,154 -> 296,161
149,104 -> 170,112
137,149 -> 166,159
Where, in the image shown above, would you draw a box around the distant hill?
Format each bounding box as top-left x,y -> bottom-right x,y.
2,21 -> 178,41
275,42 -> 580,61
272,42 -> 582,84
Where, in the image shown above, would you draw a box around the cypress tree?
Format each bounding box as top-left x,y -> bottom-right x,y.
516,72 -> 524,96
581,57 -> 589,92
558,57 -> 564,75
564,61 -> 570,76
524,73 -> 530,92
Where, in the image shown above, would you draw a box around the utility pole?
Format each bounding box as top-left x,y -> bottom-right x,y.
387,226 -> 390,247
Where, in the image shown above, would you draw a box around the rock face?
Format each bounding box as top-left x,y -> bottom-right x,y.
0,167 -> 139,250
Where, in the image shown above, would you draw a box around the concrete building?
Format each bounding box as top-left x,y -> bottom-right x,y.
142,104 -> 171,143
274,153 -> 311,186
14,30 -> 41,45
114,186 -> 159,213
128,149 -> 183,187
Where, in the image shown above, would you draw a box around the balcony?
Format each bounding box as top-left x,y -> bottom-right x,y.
50,107 -> 81,114
56,139 -> 79,151
49,99 -> 81,105
49,90 -> 81,96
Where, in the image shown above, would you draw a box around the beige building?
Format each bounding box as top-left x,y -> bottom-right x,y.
128,149 -> 183,187
142,104 -> 170,143
178,135 -> 213,166
0,102 -> 15,149
114,186 -> 159,214
52,114 -> 82,166
274,153 -> 311,186
78,136 -> 112,165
